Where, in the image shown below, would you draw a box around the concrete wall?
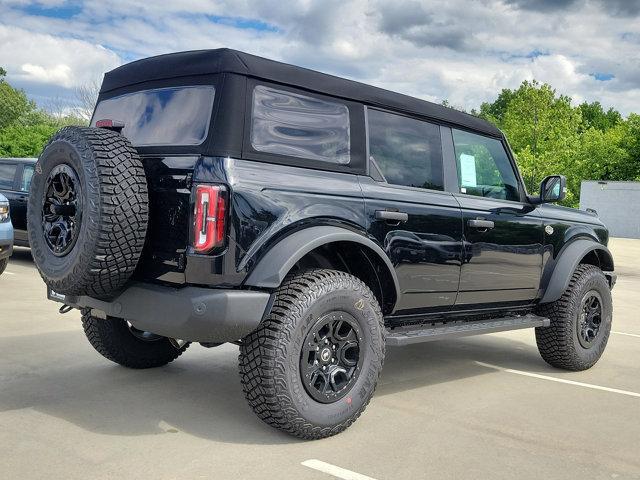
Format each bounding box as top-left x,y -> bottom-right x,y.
580,181 -> 640,239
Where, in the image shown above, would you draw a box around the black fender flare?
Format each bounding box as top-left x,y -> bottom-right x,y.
244,225 -> 401,305
539,239 -> 614,304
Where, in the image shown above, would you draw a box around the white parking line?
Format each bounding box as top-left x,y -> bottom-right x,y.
302,459 -> 379,480
475,361 -> 640,398
3,271 -> 15,275
612,331 -> 640,338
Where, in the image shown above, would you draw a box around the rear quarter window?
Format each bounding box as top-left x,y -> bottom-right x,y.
91,86 -> 215,147
250,85 -> 351,165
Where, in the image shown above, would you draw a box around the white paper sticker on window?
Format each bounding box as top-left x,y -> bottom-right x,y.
459,153 -> 477,187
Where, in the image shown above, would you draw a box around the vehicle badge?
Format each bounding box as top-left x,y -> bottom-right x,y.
545,225 -> 554,235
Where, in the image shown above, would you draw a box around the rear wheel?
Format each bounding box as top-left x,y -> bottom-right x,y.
535,264 -> 612,371
239,269 -> 385,439
81,310 -> 188,369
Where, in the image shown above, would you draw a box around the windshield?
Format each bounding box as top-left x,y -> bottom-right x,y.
91,86 -> 215,147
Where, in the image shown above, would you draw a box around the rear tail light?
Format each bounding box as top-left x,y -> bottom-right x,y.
192,184 -> 227,253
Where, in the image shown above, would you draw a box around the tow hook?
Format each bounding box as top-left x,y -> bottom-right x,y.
59,304 -> 74,314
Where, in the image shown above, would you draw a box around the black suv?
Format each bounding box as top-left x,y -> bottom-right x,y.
27,49 -> 615,439
0,157 -> 36,247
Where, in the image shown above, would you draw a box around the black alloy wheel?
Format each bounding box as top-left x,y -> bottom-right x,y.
42,164 -> 82,257
300,312 -> 363,403
239,269 -> 385,439
535,264 -> 612,371
577,291 -> 603,349
27,126 -> 148,298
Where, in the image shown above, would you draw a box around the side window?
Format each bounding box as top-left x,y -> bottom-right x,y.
251,85 -> 350,164
0,163 -> 18,190
452,129 -> 520,201
367,109 -> 443,190
21,165 -> 34,192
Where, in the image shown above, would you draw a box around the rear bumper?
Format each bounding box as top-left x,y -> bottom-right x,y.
49,282 -> 273,343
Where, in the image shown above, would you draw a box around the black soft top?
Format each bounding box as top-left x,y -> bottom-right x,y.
101,48 -> 501,138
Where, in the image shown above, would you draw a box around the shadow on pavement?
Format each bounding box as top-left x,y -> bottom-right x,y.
8,247 -> 33,267
0,326 -> 547,445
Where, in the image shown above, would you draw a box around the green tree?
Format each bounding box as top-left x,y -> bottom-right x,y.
0,67 -> 86,157
478,88 -> 517,126
578,101 -> 622,132
0,68 -> 35,129
0,123 -> 58,157
499,81 -> 582,197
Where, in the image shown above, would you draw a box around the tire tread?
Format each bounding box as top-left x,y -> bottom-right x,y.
239,269 -> 385,440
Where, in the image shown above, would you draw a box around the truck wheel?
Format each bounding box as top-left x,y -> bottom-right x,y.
81,310 -> 188,369
239,269 -> 385,439
0,258 -> 7,275
27,126 -> 148,299
535,264 -> 612,371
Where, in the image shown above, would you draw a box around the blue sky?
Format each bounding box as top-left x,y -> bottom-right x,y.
1,0 -> 639,115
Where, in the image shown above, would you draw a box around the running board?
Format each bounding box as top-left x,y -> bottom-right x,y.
385,314 -> 550,346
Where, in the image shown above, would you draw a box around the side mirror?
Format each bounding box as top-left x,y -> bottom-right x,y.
539,175 -> 567,203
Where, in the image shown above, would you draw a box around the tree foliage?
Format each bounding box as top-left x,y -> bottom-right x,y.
478,80 -> 640,207
0,67 -> 86,158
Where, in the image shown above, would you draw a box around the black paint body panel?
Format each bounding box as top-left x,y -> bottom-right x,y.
0,158 -> 36,247
92,53 -> 612,326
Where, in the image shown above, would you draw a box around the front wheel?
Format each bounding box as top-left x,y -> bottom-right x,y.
535,264 -> 613,371
81,310 -> 189,369
239,269 -> 385,439
0,258 -> 7,275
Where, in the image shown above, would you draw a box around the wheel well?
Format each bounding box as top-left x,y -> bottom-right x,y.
291,241 -> 397,315
580,248 -> 614,271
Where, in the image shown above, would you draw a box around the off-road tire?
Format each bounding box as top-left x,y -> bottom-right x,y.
81,309 -> 188,369
535,264 -> 612,371
0,258 -> 7,275
28,126 -> 148,298
239,269 -> 385,440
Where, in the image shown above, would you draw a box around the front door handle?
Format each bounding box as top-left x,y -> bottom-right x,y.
468,218 -> 494,230
375,210 -> 409,223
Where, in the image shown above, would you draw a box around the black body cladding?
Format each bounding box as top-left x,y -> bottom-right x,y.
93,48 -> 613,322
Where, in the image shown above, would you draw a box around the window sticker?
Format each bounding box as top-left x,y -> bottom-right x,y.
459,153 -> 477,188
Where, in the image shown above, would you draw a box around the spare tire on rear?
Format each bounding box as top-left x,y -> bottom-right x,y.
27,126 -> 148,299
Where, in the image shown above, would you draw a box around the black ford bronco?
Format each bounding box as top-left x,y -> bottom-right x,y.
27,49 -> 615,439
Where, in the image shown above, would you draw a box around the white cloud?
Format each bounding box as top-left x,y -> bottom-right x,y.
0,24 -> 121,90
20,63 -> 72,86
1,0 -> 639,114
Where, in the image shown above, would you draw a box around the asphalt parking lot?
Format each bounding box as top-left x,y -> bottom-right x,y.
1,239 -> 639,480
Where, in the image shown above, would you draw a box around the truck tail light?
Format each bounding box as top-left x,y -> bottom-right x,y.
193,184 -> 226,253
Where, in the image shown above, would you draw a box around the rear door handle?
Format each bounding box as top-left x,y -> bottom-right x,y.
375,210 -> 409,223
468,218 -> 494,230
